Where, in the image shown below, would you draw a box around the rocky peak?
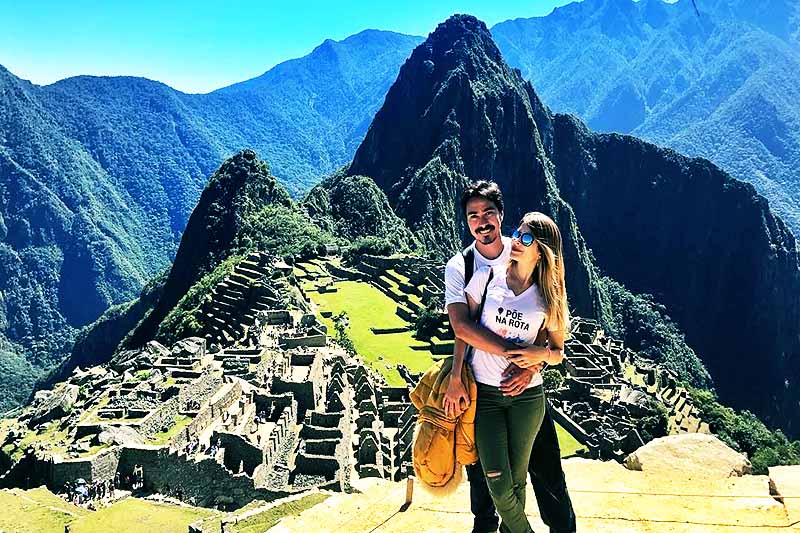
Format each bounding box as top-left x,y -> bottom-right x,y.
348,14 -> 607,320
126,149 -> 290,347
348,14 -> 540,196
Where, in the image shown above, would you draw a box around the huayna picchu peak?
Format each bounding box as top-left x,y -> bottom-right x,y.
349,13 -> 800,436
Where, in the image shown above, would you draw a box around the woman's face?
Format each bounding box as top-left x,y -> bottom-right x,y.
510,223 -> 540,268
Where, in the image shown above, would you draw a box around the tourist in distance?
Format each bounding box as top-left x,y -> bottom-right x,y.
443,181 -> 576,533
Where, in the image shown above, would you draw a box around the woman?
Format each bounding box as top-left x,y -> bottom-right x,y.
462,211 -> 570,533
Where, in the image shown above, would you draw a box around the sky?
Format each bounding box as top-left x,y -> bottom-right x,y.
0,0 -> 576,94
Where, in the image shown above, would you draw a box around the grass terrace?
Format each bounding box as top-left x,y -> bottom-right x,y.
195,493 -> 329,532
0,486 -> 89,532
555,424 -> 587,457
71,497 -> 217,533
306,280 -> 436,385
147,414 -> 193,446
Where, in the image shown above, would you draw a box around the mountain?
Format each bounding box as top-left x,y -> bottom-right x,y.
0,67 -> 174,410
0,31 -> 419,411
491,0 -> 800,236
217,29 -> 424,184
348,14 -> 800,436
124,149 -> 293,348
4,0 -> 800,425
546,113 -> 800,435
303,172 -> 418,250
348,15 -> 607,326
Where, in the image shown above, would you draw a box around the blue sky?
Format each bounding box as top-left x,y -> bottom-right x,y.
1,0 -> 575,93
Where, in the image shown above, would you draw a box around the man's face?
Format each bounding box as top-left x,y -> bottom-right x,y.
465,197 -> 503,245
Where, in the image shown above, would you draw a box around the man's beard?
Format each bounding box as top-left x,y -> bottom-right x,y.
477,224 -> 498,244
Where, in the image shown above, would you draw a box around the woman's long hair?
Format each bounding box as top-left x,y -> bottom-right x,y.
518,212 -> 570,335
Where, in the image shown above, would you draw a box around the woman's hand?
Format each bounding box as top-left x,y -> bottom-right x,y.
442,374 -> 470,419
503,345 -> 547,368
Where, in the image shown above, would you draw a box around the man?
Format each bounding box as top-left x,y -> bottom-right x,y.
443,181 -> 576,533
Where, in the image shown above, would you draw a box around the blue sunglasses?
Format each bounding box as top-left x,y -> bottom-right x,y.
511,229 -> 536,247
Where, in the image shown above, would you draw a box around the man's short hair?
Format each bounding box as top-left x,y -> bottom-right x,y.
460,180 -> 504,216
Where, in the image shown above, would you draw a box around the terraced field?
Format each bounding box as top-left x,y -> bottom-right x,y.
305,279 -> 436,386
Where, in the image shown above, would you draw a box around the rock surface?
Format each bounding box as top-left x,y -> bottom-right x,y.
270,457 -> 797,532
95,425 -> 145,447
110,340 -> 170,372
171,337 -> 206,358
624,433 -> 752,478
27,384 -> 79,427
769,465 -> 800,526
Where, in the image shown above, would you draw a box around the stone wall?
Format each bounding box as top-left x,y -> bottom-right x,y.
216,432 -> 263,476
50,447 -> 121,488
117,445 -> 288,509
326,263 -> 362,280
172,380 -> 243,450
278,333 -> 327,349
138,370 -> 224,439
138,397 -> 180,438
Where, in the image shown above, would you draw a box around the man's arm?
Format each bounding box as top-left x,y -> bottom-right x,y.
454,297 -> 543,396
448,302 -> 517,354
442,336 -> 470,418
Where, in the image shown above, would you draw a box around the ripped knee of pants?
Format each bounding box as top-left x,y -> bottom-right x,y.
486,470 -> 503,479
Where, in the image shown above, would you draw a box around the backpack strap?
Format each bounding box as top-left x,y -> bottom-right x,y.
464,268 -> 494,364
475,269 -> 494,321
462,247 -> 475,285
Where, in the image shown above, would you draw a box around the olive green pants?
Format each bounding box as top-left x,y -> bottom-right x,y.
475,383 -> 545,533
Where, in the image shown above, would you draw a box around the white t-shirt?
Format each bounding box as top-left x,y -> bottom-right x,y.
464,265 -> 546,388
444,237 -> 511,310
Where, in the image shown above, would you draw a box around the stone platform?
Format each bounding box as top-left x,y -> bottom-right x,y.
268,459 -> 800,532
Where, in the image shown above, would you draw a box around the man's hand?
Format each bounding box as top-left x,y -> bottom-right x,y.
504,345 -> 546,369
500,362 -> 543,396
442,375 -> 470,418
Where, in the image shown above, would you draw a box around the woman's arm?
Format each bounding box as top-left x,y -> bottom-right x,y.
544,327 -> 565,365
504,326 -> 566,367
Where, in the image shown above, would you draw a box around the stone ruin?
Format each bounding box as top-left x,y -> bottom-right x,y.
1,250 -> 709,512
0,252 -> 418,510
546,318 -> 709,460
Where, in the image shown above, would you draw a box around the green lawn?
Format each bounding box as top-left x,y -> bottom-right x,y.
297,262 -> 322,275
0,487 -> 88,533
226,493 -> 328,533
71,497 -> 217,533
307,281 -> 436,385
386,269 -> 410,284
147,414 -> 193,446
554,423 -> 587,458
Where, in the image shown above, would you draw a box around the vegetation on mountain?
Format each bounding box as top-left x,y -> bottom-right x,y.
601,277 -> 711,388
688,386 -> 800,474
341,237 -> 394,266
549,113 -> 800,435
156,254 -> 245,346
413,299 -> 443,342
491,0 -> 800,236
304,172 -> 418,251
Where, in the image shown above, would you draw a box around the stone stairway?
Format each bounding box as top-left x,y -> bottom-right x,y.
203,252 -> 278,347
